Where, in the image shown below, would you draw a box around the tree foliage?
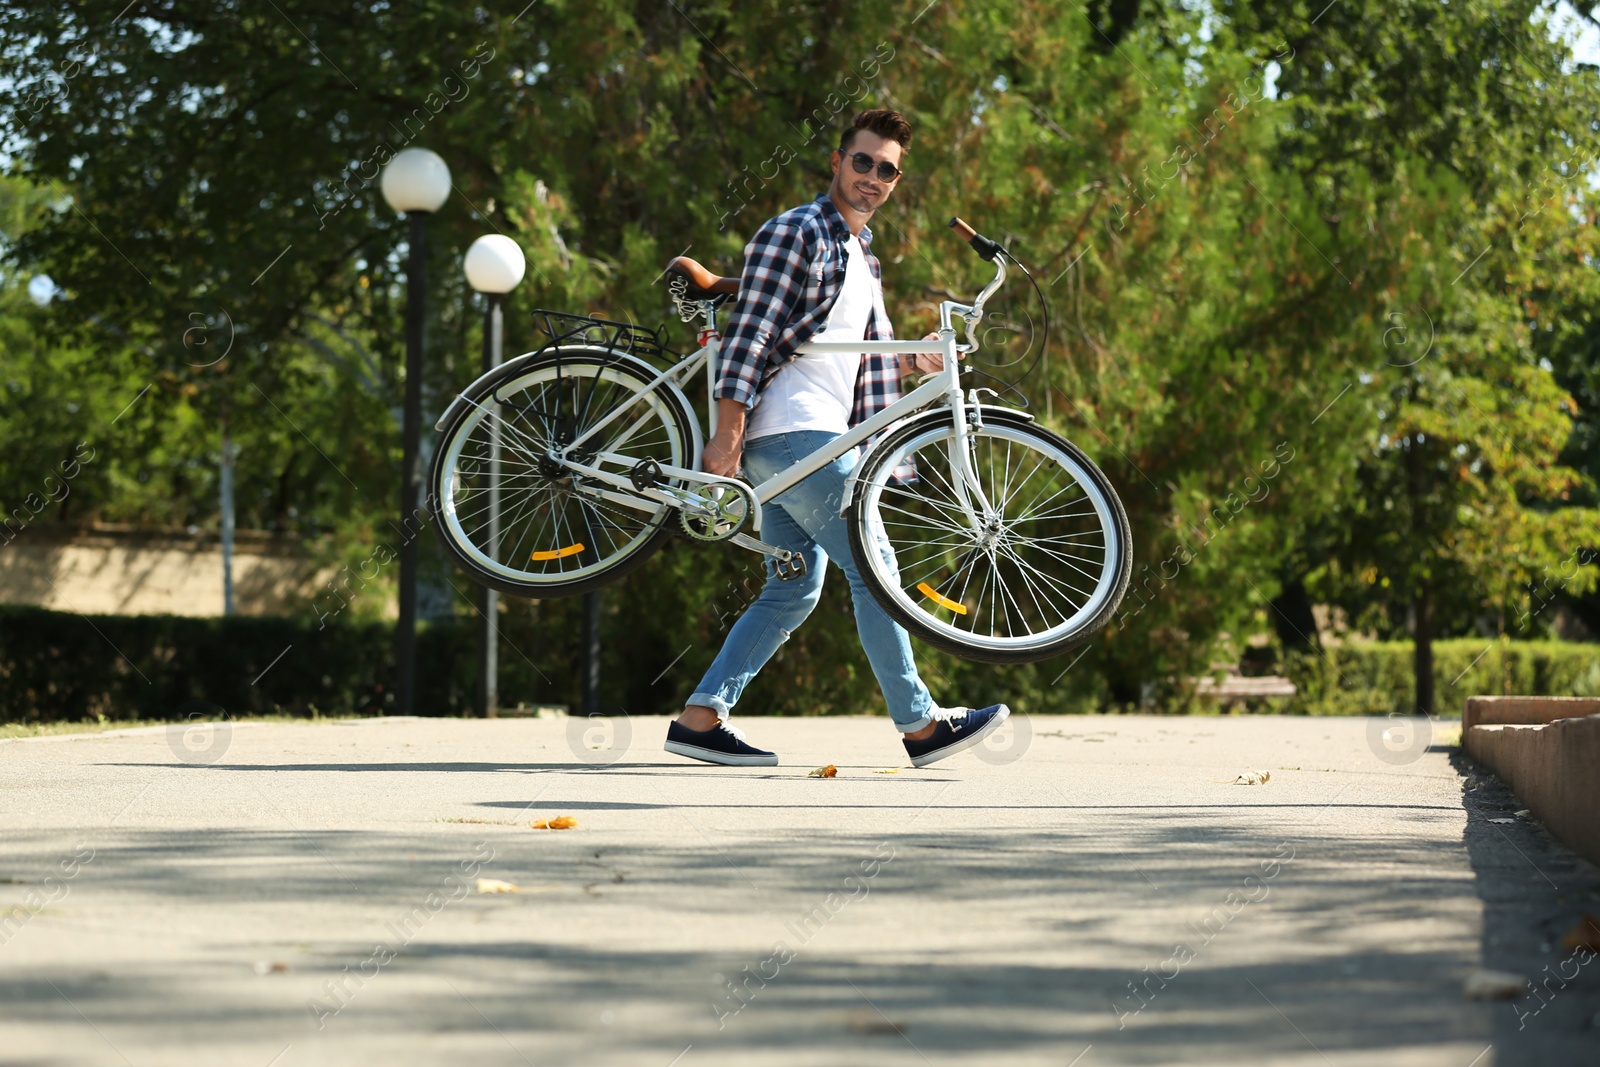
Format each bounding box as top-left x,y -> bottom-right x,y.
2,0 -> 1598,715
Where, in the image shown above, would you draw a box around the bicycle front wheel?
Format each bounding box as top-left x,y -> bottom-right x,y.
430,347 -> 698,598
846,409 -> 1132,663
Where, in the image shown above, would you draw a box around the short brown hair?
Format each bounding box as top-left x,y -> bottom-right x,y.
840,109 -> 912,154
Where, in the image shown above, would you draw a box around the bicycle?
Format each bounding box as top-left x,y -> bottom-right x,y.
429,218 -> 1132,664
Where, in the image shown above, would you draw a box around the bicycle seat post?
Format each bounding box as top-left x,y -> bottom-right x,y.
703,300 -> 719,438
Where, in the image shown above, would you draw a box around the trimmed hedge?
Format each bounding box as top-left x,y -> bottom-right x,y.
1283,638 -> 1600,716
4,602 -> 1598,722
0,605 -> 481,722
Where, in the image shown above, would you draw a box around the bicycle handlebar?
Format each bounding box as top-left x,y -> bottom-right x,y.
939,217 -> 1009,352
949,216 -> 1003,262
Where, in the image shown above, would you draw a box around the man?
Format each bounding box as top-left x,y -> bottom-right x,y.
664,108 -> 1009,769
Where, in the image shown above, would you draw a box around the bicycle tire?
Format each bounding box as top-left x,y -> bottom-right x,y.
846,408 -> 1132,664
429,347 -> 699,598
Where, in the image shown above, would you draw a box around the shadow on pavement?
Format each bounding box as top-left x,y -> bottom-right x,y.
1451,748 -> 1600,1067
0,809 -> 1520,1064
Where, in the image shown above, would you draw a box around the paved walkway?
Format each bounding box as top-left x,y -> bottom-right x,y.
2,715 -> 1596,1066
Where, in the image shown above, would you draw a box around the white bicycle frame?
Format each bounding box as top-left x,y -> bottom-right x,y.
509,255 -> 1011,561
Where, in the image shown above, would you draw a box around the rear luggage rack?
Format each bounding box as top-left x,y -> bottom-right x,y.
530,308 -> 672,361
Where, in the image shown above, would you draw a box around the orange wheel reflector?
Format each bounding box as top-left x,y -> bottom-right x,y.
916,582 -> 968,615
531,543 -> 586,561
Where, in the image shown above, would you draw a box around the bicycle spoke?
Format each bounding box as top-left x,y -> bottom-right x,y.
490,478 -> 551,556
993,554 -> 1034,637
998,451 -> 1054,514
997,541 -> 1098,604
1006,467 -> 1088,524
1007,528 -> 1107,548
876,495 -> 973,535
513,487 -> 562,567
995,542 -> 1060,628
1009,536 -> 1111,590
851,419 -> 1128,655
1010,559 -> 1070,629
1008,491 -> 1098,525
459,482 -> 556,549
996,541 -> 1081,623
899,550 -> 963,590
978,551 -> 1008,637
475,399 -> 557,461
876,480 -> 972,531
914,453 -> 974,516
453,472 -> 552,532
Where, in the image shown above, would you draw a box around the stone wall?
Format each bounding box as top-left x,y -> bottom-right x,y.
0,525 -> 343,618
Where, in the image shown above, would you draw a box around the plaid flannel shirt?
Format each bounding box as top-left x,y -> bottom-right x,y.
716,194 -> 910,473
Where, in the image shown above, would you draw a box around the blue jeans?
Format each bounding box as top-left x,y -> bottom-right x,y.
687,429 -> 935,733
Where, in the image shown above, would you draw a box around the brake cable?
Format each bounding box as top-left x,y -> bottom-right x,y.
947,217 -> 1052,411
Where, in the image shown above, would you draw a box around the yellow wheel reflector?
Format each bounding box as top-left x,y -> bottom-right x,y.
531,543 -> 586,561
916,582 -> 968,615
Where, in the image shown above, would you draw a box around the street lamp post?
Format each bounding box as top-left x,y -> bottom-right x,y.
463,234 -> 527,718
380,148 -> 451,716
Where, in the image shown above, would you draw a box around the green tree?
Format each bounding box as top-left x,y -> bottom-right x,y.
1218,0 -> 1600,710
3,1 -> 1598,717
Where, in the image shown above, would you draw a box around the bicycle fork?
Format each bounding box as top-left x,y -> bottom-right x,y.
932,324 -> 998,537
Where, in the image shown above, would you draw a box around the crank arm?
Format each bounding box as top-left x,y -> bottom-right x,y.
729,533 -> 809,581
571,452 -> 768,532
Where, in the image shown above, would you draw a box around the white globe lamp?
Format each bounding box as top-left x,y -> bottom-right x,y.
464,234 -> 527,294
380,148 -> 451,214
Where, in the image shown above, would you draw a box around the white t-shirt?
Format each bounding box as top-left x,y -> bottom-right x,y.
746,232 -> 878,441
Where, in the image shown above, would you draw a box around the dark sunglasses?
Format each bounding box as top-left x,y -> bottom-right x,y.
844,150 -> 902,183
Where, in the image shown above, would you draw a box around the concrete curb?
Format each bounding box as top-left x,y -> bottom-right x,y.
1462,695 -> 1600,729
1463,696 -> 1600,867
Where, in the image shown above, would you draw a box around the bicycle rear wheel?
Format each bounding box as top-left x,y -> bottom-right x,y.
846,409 -> 1131,663
430,348 -> 698,598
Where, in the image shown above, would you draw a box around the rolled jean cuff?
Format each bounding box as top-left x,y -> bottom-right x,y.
686,693 -> 732,718
893,707 -> 935,734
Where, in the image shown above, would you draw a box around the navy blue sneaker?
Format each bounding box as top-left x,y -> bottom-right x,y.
664,719 -> 779,767
903,704 -> 1011,768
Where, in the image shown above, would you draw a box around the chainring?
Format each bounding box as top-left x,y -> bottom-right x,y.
679,481 -> 753,541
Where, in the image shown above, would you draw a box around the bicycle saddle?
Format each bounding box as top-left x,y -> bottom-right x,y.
665,256 -> 739,302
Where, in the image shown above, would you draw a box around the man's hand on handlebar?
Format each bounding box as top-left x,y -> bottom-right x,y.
900,331 -> 966,375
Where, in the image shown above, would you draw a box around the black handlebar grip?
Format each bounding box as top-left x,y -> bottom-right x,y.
949,216 -> 1003,262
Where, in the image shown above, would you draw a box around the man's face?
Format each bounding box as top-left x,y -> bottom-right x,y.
830,130 -> 904,215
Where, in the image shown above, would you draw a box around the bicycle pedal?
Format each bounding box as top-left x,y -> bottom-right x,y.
772,554 -> 808,582
629,458 -> 663,491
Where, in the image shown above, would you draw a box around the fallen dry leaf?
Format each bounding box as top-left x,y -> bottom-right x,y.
808,764 -> 838,778
1560,914 -> 1600,953
1514,809 -> 1533,819
1463,969 -> 1526,1000
873,768 -> 902,774
844,1009 -> 907,1034
476,877 -> 521,894
252,961 -> 289,975
1213,770 -> 1271,785
531,816 -> 578,830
